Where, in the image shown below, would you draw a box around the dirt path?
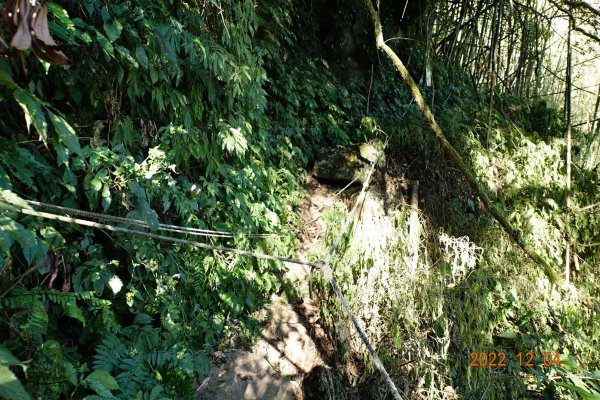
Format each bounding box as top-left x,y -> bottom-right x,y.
196,175 -> 339,400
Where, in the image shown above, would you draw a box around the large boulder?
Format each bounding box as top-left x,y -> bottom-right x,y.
313,140 -> 384,184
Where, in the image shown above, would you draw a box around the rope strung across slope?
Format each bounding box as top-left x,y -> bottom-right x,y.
25,200 -> 281,239
315,133 -> 405,400
19,208 -> 318,268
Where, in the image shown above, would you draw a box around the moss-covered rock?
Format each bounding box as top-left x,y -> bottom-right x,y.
313,140 -> 384,183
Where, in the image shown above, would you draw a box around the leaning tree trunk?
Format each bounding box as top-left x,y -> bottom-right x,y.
363,0 -> 562,285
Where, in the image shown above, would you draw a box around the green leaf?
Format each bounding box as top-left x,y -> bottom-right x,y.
561,355 -> 580,370
13,89 -> 47,142
133,313 -> 153,325
0,166 -> 11,190
0,365 -> 32,400
150,68 -> 159,84
54,140 -> 70,166
62,299 -> 85,325
101,184 -> 111,211
154,29 -> 178,66
498,331 -> 518,339
90,177 -> 103,192
219,126 -> 248,158
96,32 -> 114,57
63,168 -> 77,195
0,347 -> 22,367
0,66 -> 16,91
555,381 -> 600,400
21,236 -> 47,266
84,173 -> 102,208
85,370 -> 119,391
115,46 -> 138,69
103,21 -> 122,43
149,385 -> 166,400
0,190 -> 30,213
135,46 -> 148,68
48,111 -> 81,155
129,183 -> 159,230
0,215 -> 46,265
47,3 -> 74,29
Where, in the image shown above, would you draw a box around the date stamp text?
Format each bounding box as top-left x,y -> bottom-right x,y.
469,351 -> 561,367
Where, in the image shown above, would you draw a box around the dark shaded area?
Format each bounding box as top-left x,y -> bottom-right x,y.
297,0 -> 428,80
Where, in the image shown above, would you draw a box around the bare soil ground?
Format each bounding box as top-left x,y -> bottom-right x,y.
196,174 -> 342,400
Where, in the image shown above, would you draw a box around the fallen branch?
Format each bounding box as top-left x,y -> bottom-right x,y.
363,0 -> 562,285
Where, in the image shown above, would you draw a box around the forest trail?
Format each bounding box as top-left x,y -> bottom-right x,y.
196,175 -> 339,400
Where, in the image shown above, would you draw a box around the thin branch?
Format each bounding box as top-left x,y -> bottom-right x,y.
563,0 -> 600,17
0,265 -> 39,299
547,0 -> 600,42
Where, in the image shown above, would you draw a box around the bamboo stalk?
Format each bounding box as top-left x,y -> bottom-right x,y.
564,16 -> 573,284
363,0 -> 563,285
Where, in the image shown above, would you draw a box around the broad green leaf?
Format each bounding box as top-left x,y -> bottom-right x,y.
150,68 -> 159,84
133,313 -> 153,325
85,380 -> 114,397
154,29 -> 178,66
54,140 -> 70,166
62,168 -> 77,195
0,217 -> 16,253
13,89 -> 47,142
149,385 -> 166,400
0,166 -> 11,190
48,111 -> 81,155
498,331 -> 518,339
115,46 -> 138,69
96,32 -> 114,57
0,215 -> 46,265
129,182 -> 159,230
561,355 -> 580,370
135,46 -> 148,68
86,370 -> 119,391
0,60 -> 17,90
103,21 -> 122,43
90,177 -> 103,192
47,3 -> 74,29
21,236 -> 48,266
555,381 -> 600,400
82,0 -> 94,16
0,347 -> 22,367
219,126 -> 248,158
0,365 -> 31,400
101,184 -> 111,211
0,190 -> 30,212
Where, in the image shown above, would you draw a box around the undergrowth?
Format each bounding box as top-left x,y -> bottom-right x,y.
0,1 -> 598,399
0,1 -> 358,398
310,53 -> 600,399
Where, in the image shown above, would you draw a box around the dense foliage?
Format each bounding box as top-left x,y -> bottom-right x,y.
1,0 -> 599,399
310,35 -> 600,398
0,1 -> 357,398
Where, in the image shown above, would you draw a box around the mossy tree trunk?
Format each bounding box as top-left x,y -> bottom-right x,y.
363,0 -> 563,285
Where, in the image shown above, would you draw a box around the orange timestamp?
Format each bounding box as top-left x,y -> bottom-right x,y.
469,351 -> 561,367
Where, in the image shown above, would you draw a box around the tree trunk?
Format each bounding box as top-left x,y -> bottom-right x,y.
363,0 -> 563,285
584,83 -> 600,170
564,17 -> 573,284
488,0 -> 501,128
